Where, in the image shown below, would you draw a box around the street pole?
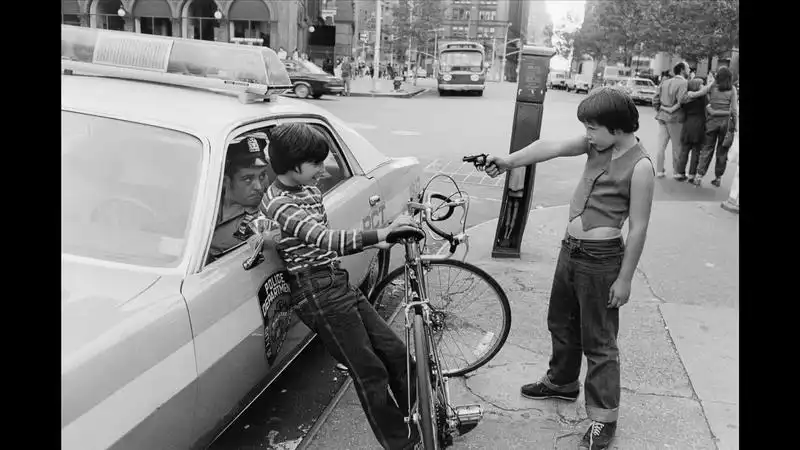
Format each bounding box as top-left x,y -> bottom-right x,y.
373,0 -> 382,92
501,23 -> 509,82
434,29 -> 438,78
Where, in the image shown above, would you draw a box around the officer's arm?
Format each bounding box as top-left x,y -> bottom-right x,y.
506,136 -> 588,168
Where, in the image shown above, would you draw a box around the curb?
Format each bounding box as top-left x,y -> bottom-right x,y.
348,88 -> 429,99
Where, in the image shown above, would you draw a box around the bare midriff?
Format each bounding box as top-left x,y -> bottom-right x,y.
566,216 -> 623,240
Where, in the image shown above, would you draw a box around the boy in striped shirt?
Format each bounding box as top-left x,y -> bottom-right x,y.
260,123 -> 420,450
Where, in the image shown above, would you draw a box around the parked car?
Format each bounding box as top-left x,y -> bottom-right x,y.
566,74 -> 591,94
61,25 -> 421,450
618,77 -> 658,105
546,70 -> 568,90
282,59 -> 345,99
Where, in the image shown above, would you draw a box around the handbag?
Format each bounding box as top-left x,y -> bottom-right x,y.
722,115 -> 736,148
722,91 -> 736,147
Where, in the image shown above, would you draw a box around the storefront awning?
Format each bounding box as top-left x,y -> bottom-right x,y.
133,0 -> 171,18
229,0 -> 270,21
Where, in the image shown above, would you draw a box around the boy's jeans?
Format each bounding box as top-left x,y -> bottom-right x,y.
288,264 -> 417,450
541,235 -> 625,423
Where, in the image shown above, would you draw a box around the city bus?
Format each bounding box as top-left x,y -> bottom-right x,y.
437,41 -> 486,97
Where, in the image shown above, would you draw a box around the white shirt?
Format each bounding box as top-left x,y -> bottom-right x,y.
277,49 -> 287,60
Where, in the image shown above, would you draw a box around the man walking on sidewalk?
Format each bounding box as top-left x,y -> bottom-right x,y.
653,62 -> 690,179
341,57 -> 353,96
483,87 -> 656,450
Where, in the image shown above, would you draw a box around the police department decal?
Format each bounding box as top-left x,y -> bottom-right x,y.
257,271 -> 293,365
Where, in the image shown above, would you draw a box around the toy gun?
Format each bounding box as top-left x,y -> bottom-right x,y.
462,153 -> 488,169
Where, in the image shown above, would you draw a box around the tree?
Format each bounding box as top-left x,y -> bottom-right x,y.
669,0 -> 739,67
390,0 -> 446,65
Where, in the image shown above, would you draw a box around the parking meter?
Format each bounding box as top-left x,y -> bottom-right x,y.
492,45 -> 556,259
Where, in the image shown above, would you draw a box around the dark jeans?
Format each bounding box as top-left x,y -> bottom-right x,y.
288,264 -> 417,450
676,142 -> 701,177
542,234 -> 625,423
697,116 -> 731,178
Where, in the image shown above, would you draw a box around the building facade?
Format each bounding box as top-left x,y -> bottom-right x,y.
61,0 -> 314,55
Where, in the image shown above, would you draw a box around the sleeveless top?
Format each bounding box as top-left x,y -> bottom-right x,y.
568,139 -> 653,231
707,86 -> 735,113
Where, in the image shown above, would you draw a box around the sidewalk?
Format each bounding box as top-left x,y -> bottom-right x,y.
347,76 -> 436,98
299,201 -> 739,450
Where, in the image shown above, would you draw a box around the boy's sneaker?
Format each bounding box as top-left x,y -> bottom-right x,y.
711,177 -> 722,187
673,174 -> 687,181
579,421 -> 617,449
520,380 -> 579,401
656,171 -> 666,178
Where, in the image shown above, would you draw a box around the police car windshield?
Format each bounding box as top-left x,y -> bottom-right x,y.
61,111 -> 203,268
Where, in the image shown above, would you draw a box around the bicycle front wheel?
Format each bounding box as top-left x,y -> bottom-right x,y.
371,260 -> 511,377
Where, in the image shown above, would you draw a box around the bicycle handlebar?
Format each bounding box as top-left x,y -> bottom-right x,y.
405,191 -> 469,259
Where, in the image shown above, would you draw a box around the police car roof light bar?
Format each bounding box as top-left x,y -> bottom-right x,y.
61,25 -> 293,102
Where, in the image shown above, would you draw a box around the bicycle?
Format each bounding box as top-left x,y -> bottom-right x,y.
377,158 -> 511,449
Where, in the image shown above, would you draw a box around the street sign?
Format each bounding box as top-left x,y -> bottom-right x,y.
360,31 -> 369,43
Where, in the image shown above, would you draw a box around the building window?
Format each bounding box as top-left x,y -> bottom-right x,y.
450,8 -> 470,20
62,14 -> 81,26
139,17 -> 172,36
477,27 -> 495,39
451,26 -> 467,37
479,10 -> 496,21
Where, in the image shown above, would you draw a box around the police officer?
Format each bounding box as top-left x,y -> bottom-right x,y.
210,136 -> 271,258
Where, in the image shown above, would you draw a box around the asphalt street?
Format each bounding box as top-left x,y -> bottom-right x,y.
211,81 -> 739,449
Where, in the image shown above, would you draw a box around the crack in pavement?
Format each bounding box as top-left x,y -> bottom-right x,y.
635,265 -> 666,303
621,386 -> 693,400
555,409 -> 587,426
461,379 -> 546,413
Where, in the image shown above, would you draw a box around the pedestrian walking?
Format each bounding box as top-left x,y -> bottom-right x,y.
341,57 -> 353,96
292,48 -> 299,60
694,66 -> 738,187
334,58 -> 342,79
482,87 -> 656,450
261,123 -> 422,450
368,63 -> 375,79
652,62 -> 691,179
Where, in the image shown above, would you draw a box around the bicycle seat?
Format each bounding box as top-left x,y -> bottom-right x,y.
386,225 -> 426,244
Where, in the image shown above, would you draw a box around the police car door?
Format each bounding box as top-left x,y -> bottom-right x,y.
277,116 -> 381,288
179,131 -> 301,445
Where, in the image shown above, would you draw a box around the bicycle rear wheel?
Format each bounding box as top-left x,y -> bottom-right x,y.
371,260 -> 511,377
413,311 -> 439,450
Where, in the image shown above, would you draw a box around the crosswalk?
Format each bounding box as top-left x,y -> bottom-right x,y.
423,158 -> 505,187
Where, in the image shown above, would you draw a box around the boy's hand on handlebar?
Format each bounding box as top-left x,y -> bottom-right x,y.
367,241 -> 395,250
484,154 -> 511,178
377,214 -> 419,242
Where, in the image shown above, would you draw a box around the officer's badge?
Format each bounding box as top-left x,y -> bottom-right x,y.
247,137 -> 261,153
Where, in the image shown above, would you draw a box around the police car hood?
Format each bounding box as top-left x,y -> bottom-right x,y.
61,259 -> 176,372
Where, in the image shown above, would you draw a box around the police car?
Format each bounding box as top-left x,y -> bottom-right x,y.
61,26 -> 421,450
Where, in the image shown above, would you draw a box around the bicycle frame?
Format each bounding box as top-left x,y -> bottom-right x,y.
401,237 -> 455,442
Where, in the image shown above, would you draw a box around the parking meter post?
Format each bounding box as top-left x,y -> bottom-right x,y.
491,45 -> 556,259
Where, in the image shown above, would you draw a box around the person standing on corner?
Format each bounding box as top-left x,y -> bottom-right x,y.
341,57 -> 353,96
652,62 -> 691,180
482,87 -> 656,450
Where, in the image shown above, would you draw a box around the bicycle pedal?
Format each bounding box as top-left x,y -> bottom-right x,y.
452,404 -> 483,435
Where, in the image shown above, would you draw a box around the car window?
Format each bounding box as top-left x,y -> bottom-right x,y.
208,122 -> 352,263
62,111 -> 203,268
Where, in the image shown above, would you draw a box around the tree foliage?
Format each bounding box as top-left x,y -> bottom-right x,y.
571,0 -> 738,66
390,0 -> 446,63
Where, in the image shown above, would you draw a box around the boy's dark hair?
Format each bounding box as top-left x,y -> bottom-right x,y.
673,62 -> 686,76
715,66 -> 733,91
577,86 -> 640,134
268,123 -> 329,174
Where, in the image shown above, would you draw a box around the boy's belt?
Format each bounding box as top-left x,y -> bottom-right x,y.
290,261 -> 341,282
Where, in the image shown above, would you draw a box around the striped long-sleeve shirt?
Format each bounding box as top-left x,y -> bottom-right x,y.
260,179 -> 379,273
